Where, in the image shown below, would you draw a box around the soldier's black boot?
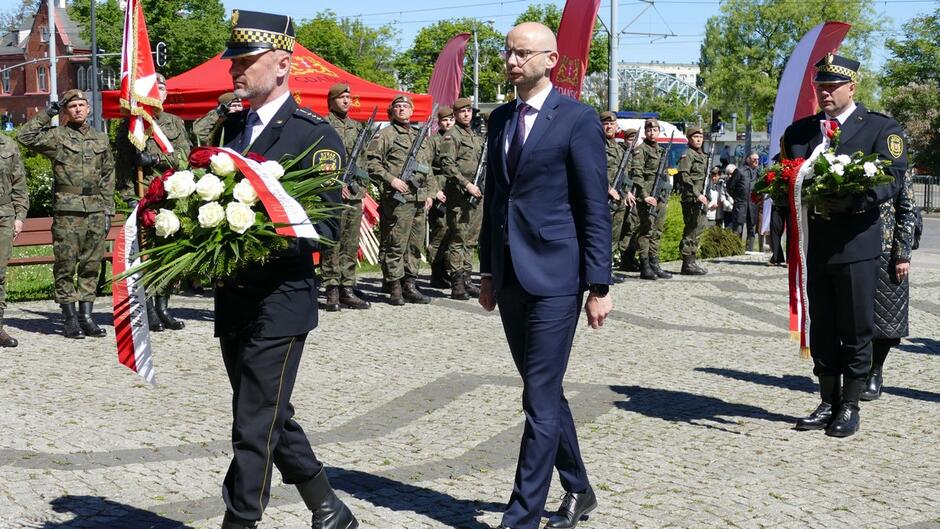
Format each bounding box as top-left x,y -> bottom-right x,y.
650,256 -> 673,279
402,277 -> 431,304
146,298 -> 164,332
619,250 -> 639,272
324,286 -> 341,312
450,272 -> 470,300
827,377 -> 863,437
60,303 -> 85,339
430,261 -> 451,289
860,366 -> 883,401
77,301 -> 107,337
297,467 -> 360,529
387,280 -> 405,306
0,327 -> 18,347
339,287 -> 370,310
681,256 -> 706,276
795,375 -> 840,431
155,296 -> 185,330
464,275 -> 480,297
639,258 -> 657,280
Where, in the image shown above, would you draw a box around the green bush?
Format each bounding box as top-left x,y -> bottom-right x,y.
659,197 -> 684,262
23,149 -> 53,217
699,225 -> 745,258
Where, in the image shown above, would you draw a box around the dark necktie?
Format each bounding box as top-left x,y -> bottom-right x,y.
506,102 -> 530,178
237,111 -> 260,152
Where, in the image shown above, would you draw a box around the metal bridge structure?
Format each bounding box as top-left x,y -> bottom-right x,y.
618,67 -> 709,110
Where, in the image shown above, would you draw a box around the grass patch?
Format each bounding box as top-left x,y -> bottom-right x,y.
6,245 -> 113,302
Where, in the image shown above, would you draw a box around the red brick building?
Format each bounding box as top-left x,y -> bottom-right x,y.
0,0 -> 114,125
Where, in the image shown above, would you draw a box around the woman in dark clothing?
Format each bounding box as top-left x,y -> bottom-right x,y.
862,170 -> 916,400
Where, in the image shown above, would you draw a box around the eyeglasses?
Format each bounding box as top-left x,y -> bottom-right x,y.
500,48 -> 553,61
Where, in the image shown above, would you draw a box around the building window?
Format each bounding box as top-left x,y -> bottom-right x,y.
39,26 -> 47,43
37,66 -> 47,92
76,66 -> 86,91
1,70 -> 10,94
99,67 -> 116,90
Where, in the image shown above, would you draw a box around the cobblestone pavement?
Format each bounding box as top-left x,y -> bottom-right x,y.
1,253 -> 938,529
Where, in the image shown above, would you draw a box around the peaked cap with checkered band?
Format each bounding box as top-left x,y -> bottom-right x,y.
222,10 -> 295,59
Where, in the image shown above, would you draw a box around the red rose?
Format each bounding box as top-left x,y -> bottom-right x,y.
764,170 -> 777,185
245,152 -> 266,163
143,176 -> 167,203
189,147 -> 215,168
139,207 -> 157,229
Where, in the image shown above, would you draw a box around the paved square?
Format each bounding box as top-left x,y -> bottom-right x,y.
1,252 -> 938,529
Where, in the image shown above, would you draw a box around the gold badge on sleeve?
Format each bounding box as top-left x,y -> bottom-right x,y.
887,134 -> 903,159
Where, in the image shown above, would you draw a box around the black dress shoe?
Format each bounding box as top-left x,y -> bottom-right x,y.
794,402 -> 833,431
546,487 -> 597,529
860,368 -> 883,401
826,403 -> 860,437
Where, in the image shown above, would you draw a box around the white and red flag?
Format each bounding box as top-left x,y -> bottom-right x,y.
118,0 -> 172,153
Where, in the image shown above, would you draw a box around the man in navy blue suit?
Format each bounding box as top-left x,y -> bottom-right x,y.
478,22 -> 613,529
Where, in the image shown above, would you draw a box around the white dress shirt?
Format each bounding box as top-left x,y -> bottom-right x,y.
826,102 -> 857,125
504,82 -> 553,154
246,91 -> 291,146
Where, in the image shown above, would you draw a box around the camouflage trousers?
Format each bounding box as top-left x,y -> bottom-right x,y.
426,203 -> 449,268
52,212 -> 107,304
680,200 -> 707,258
0,216 -> 14,321
614,205 -> 640,256
636,198 -> 668,260
321,199 -> 363,287
379,197 -> 426,282
445,193 -> 483,276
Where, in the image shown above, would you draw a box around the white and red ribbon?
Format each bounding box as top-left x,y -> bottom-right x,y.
112,207 -> 155,385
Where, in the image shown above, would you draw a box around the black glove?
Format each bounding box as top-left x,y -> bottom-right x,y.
127,199 -> 139,211
215,102 -> 229,117
104,215 -> 112,235
45,101 -> 61,117
136,151 -> 157,167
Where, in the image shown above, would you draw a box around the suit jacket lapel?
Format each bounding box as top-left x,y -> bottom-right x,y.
248,97 -> 296,156
494,103 -> 513,186
835,104 -> 867,149
515,89 -> 559,175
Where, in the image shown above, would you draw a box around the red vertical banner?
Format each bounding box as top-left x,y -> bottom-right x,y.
428,33 -> 472,109
551,0 -> 602,100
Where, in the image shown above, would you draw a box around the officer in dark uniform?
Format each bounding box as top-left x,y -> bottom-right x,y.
785,53 -> 907,438
212,11 -> 358,529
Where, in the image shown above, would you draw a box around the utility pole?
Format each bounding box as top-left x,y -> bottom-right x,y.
46,0 -> 58,103
608,0 -> 618,111
90,0 -> 103,131
472,29 -> 479,109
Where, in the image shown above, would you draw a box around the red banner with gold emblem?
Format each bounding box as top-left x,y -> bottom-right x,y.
550,0 -> 601,100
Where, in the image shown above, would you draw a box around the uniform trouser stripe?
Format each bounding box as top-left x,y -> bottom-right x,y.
259,336 -> 295,511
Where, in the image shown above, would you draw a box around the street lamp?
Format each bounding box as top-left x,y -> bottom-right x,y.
472,20 -> 495,110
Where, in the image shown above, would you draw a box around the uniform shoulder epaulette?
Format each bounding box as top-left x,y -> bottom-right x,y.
294,106 -> 326,125
679,154 -> 688,159
866,110 -> 894,120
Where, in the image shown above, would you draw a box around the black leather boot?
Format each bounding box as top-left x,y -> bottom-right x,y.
402,277 -> 430,304
387,280 -> 405,306
324,285 -> 341,312
429,261 -> 451,288
860,366 -> 884,401
827,377 -> 864,437
339,287 -> 370,310
639,258 -> 657,280
0,327 -> 18,347
650,256 -> 672,279
795,375 -> 840,431
146,298 -> 164,332
680,256 -> 707,275
619,250 -> 639,272
464,275 -> 480,297
60,303 -> 85,339
78,301 -> 106,337
450,272 -> 470,300
155,296 -> 185,330
297,467 -> 359,529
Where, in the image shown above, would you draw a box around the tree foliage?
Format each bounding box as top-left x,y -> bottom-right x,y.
295,10 -> 397,88
513,3 -> 608,78
699,0 -> 884,130
394,18 -> 505,100
881,9 -> 940,174
69,0 -> 228,78
0,0 -> 38,33
621,78 -> 699,124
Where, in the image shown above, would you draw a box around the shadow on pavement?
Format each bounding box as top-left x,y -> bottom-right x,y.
32,495 -> 193,529
610,384 -> 799,428
897,337 -> 940,356
696,367 -> 940,404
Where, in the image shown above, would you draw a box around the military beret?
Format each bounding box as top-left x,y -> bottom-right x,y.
814,52 -> 859,84
453,97 -> 472,110
438,106 -> 454,119
328,83 -> 351,100
222,10 -> 295,60
623,128 -> 638,137
218,92 -> 237,106
599,111 -> 617,122
59,89 -> 87,105
156,73 -> 167,85
686,126 -> 703,138
644,118 -> 660,129
390,94 -> 413,108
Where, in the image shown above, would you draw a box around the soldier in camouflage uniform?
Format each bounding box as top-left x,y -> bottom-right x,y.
322,82 -> 371,311
0,134 -> 28,347
600,112 -> 629,284
442,98 -> 485,300
676,127 -> 709,275
115,73 -> 191,331
427,106 -> 455,289
630,118 -> 672,280
615,128 -> 640,272
18,89 -> 115,338
192,92 -> 243,147
366,94 -> 443,305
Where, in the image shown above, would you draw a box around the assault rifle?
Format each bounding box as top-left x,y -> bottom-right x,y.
648,131 -> 676,220
393,104 -> 438,204
700,141 -> 716,213
340,105 -> 378,195
468,141 -> 488,208
609,137 -> 637,207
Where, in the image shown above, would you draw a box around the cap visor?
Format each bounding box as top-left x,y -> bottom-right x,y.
220,47 -> 272,60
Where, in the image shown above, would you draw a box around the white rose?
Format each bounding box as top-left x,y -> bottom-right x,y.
836,154 -> 852,165
259,160 -> 285,180
197,201 -> 225,228
233,178 -> 259,205
164,170 -> 197,199
195,173 -> 225,201
823,153 -> 837,164
210,152 -> 238,177
832,163 -> 845,176
226,201 -> 256,234
154,209 -> 181,238
863,161 -> 878,177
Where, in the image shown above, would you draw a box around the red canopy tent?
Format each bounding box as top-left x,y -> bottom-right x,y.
102,44 -> 433,121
